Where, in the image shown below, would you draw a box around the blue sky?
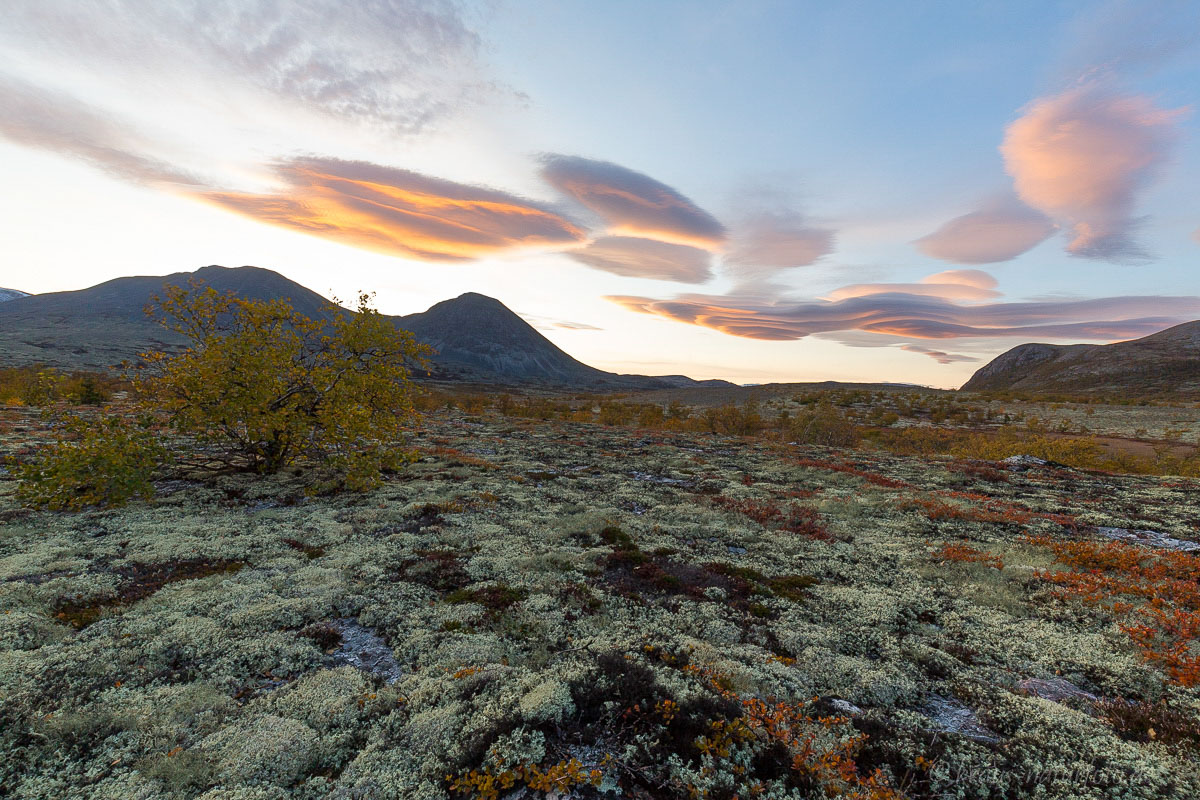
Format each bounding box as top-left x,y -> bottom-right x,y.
2,0 -> 1198,387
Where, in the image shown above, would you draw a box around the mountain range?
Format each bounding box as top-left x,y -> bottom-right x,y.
960,321 -> 1200,395
0,266 -> 731,390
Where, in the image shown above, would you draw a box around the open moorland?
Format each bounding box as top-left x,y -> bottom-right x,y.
2,388 -> 1200,800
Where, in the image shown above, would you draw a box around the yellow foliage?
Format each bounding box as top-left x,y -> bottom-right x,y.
136,282 -> 430,488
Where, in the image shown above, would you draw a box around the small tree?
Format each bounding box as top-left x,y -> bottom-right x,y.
137,282 -> 430,489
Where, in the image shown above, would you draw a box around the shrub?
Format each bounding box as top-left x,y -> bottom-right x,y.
136,282 -> 430,489
12,413 -> 165,510
787,401 -> 861,447
0,367 -> 117,406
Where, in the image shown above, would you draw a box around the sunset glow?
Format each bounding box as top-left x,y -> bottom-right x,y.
2,1 -> 1198,387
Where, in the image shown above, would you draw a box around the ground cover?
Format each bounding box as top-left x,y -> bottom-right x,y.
1,401 -> 1199,799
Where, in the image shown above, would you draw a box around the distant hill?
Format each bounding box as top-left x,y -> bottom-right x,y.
0,265 -> 730,390
961,321 -> 1200,394
0,288 -> 29,302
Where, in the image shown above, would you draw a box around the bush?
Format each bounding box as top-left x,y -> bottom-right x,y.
136,282 -> 431,490
787,401 -> 861,447
0,367 -> 116,407
12,414 -> 165,510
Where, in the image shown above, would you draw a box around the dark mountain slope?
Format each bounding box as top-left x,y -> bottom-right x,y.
961,321 -> 1200,394
395,292 -> 619,385
0,266 -> 730,389
0,266 -> 340,370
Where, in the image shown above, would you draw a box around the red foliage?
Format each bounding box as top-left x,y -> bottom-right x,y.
711,495 -> 833,541
933,542 -> 1003,570
792,457 -> 910,489
1027,535 -> 1200,687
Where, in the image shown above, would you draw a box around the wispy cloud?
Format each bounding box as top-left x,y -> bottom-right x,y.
610,271 -> 1200,342
565,236 -> 713,283
520,313 -> 603,332
915,195 -> 1055,264
1000,83 -> 1184,262
540,155 -> 726,248
3,0 -> 488,135
722,185 -> 835,278
0,76 -> 201,187
201,157 -> 587,261
900,344 -> 979,364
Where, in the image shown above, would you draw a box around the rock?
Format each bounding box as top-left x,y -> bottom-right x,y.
829,698 -> 863,716
922,694 -> 1000,744
326,618 -> 404,684
1017,677 -> 1097,704
1002,455 -> 1049,471
630,471 -> 694,488
1095,526 -> 1200,552
727,545 -> 748,555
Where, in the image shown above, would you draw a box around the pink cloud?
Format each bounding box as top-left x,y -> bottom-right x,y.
540,155 -> 726,249
823,269 -> 1001,303
900,344 -> 979,364
724,203 -> 834,278
1000,84 -> 1184,262
915,196 -> 1055,264
565,236 -> 713,283
610,287 -> 1200,342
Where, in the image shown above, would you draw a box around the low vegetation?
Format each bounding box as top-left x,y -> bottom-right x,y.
2,367 -> 1199,798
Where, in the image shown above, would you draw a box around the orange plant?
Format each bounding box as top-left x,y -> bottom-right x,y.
933,542 -> 1003,570
448,759 -> 603,800
1027,535 -> 1200,686
680,663 -> 901,800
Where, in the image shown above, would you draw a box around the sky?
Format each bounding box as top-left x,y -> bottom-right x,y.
2,1 -> 1199,388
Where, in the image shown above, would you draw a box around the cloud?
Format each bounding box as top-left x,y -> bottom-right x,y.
723,186 -> 835,276
540,155 -> 726,248
915,197 -> 1055,264
3,0 -> 486,135
610,282 -> 1200,342
565,237 -> 714,283
0,76 -> 201,187
521,314 -> 603,332
900,344 -> 979,364
1000,83 -> 1183,262
201,157 -> 587,261
823,269 -> 1001,303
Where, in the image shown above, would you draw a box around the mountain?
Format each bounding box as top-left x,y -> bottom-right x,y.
0,265 -> 730,390
0,266 -> 340,372
0,288 -> 29,302
961,321 -> 1200,394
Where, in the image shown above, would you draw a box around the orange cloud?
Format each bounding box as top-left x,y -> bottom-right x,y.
1000,84 -> 1183,262
200,158 -> 587,261
915,197 -> 1054,264
540,155 -> 726,249
566,236 -> 713,283
823,269 -> 1001,302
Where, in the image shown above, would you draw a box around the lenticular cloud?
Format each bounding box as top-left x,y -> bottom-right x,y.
1000,84 -> 1182,263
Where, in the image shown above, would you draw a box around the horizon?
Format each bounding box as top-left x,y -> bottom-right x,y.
3,1 -> 1199,389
